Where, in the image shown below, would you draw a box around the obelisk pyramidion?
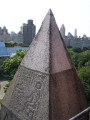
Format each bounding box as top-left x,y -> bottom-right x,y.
1,9 -> 88,120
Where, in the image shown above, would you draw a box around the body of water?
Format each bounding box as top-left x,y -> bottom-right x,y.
0,47 -> 29,56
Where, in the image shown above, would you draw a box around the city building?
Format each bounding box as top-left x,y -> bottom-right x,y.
23,20 -> 36,46
0,23 -> 90,47
74,29 -> 77,38
0,21 -> 36,45
60,24 -> 90,47
60,24 -> 65,37
0,27 -> 11,42
9,31 -> 23,43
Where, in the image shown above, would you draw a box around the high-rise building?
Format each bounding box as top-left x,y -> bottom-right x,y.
60,24 -> 65,37
23,20 -> 36,46
0,26 -> 9,42
74,29 -> 77,38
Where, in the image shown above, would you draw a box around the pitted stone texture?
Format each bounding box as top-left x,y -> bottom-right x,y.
2,65 -> 49,120
21,10 -> 51,74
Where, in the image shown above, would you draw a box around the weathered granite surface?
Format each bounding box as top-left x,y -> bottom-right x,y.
1,9 -> 88,120
1,66 -> 49,120
21,10 -> 50,74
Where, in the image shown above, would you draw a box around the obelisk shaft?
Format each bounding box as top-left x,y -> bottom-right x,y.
1,9 -> 88,120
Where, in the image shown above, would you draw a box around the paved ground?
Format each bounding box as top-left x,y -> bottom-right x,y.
0,80 -> 8,100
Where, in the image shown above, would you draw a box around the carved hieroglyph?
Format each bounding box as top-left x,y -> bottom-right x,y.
1,66 -> 49,120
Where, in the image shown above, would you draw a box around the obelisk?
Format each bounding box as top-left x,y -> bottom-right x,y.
1,9 -> 88,120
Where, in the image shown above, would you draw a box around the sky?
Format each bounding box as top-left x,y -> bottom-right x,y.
0,0 -> 90,37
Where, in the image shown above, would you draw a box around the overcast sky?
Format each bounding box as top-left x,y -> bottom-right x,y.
0,0 -> 90,37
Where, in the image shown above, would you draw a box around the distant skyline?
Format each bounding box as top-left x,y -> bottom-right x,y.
0,0 -> 90,37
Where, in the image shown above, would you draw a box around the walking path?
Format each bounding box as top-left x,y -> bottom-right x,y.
0,80 -> 8,100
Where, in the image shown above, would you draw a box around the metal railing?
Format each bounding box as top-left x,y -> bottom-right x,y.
69,107 -> 90,120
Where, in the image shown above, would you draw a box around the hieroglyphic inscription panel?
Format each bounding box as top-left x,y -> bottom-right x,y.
8,65 -> 49,120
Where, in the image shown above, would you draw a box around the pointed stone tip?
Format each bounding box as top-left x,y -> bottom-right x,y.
47,9 -> 53,15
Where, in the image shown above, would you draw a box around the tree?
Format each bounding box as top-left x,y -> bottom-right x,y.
82,47 -> 90,51
2,49 -> 27,75
78,50 -> 90,69
68,48 -> 90,103
68,49 -> 79,69
72,47 -> 83,53
78,66 -> 90,102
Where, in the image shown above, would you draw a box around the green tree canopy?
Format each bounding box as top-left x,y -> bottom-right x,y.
78,66 -> 90,101
68,48 -> 90,103
2,49 -> 27,75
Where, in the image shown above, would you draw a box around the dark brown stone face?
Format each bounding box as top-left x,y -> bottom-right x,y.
49,68 -> 88,120
49,10 -> 88,120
